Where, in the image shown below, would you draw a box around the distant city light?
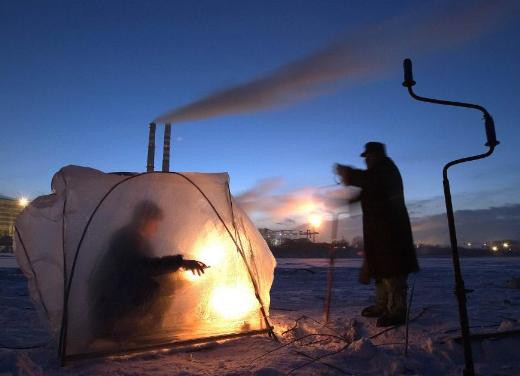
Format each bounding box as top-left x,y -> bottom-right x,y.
18,197 -> 29,208
466,242 -> 472,247
503,242 -> 510,248
491,245 -> 499,252
308,214 -> 322,228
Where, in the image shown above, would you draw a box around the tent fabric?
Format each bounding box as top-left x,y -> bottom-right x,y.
14,165 -> 276,359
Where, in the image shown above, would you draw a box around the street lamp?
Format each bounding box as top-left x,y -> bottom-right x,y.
306,214 -> 322,243
18,197 -> 29,208
309,214 -> 322,229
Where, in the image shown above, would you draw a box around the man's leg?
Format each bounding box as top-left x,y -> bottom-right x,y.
376,275 -> 408,327
144,278 -> 176,333
361,278 -> 388,317
388,275 -> 408,317
376,278 -> 389,311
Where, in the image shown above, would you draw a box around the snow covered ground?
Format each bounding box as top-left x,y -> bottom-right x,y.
1,254 -> 520,375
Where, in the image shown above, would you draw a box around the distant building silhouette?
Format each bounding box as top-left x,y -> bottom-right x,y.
259,228 -> 302,246
0,195 -> 26,247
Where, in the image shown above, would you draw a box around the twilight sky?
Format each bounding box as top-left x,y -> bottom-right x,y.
1,1 -> 519,242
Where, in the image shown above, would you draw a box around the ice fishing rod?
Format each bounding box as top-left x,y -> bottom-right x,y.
323,212 -> 338,323
323,210 -> 349,323
402,58 -> 499,376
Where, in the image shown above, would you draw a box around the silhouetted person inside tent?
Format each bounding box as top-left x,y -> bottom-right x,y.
335,142 -> 419,327
89,200 -> 207,341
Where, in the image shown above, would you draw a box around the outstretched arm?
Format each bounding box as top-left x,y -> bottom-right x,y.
143,255 -> 208,276
143,255 -> 184,276
334,164 -> 367,188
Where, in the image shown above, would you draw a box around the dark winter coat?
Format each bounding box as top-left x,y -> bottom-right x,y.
348,157 -> 419,279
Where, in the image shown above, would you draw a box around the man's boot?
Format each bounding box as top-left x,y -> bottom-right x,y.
361,279 -> 387,318
376,312 -> 406,327
376,276 -> 408,327
361,305 -> 386,318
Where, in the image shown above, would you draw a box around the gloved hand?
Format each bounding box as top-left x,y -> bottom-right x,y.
333,163 -> 353,185
182,260 -> 208,276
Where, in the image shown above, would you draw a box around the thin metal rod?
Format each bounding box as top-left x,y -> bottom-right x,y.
407,87 -> 498,148
58,174 -> 68,364
442,175 -> 475,375
407,87 -> 487,112
404,274 -> 418,356
146,122 -> 156,172
323,214 -> 338,323
162,123 -> 171,172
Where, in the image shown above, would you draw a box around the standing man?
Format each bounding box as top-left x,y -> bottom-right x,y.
335,142 -> 418,327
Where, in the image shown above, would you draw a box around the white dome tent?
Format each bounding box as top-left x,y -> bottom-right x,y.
14,124 -> 277,364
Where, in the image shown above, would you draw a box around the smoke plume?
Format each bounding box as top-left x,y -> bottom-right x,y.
235,179 -> 355,228
154,1 -> 517,124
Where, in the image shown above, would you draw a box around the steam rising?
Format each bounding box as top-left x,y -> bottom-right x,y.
235,179 -> 355,227
154,1 -> 516,124
237,179 -> 520,244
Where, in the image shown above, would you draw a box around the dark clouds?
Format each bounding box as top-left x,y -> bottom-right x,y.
412,204 -> 520,245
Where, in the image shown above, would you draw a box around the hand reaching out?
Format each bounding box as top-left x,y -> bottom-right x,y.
182,259 -> 208,276
334,163 -> 353,185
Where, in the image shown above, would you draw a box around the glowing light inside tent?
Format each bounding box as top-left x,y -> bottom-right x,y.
184,234 -> 228,281
309,214 -> 322,228
210,284 -> 257,320
183,269 -> 202,282
18,197 -> 29,208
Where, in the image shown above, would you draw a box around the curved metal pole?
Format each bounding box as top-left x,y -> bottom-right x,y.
402,58 -> 499,376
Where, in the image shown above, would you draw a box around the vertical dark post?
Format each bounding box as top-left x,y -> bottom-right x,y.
443,173 -> 474,376
162,123 -> 172,172
146,122 -> 156,172
324,213 -> 339,322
